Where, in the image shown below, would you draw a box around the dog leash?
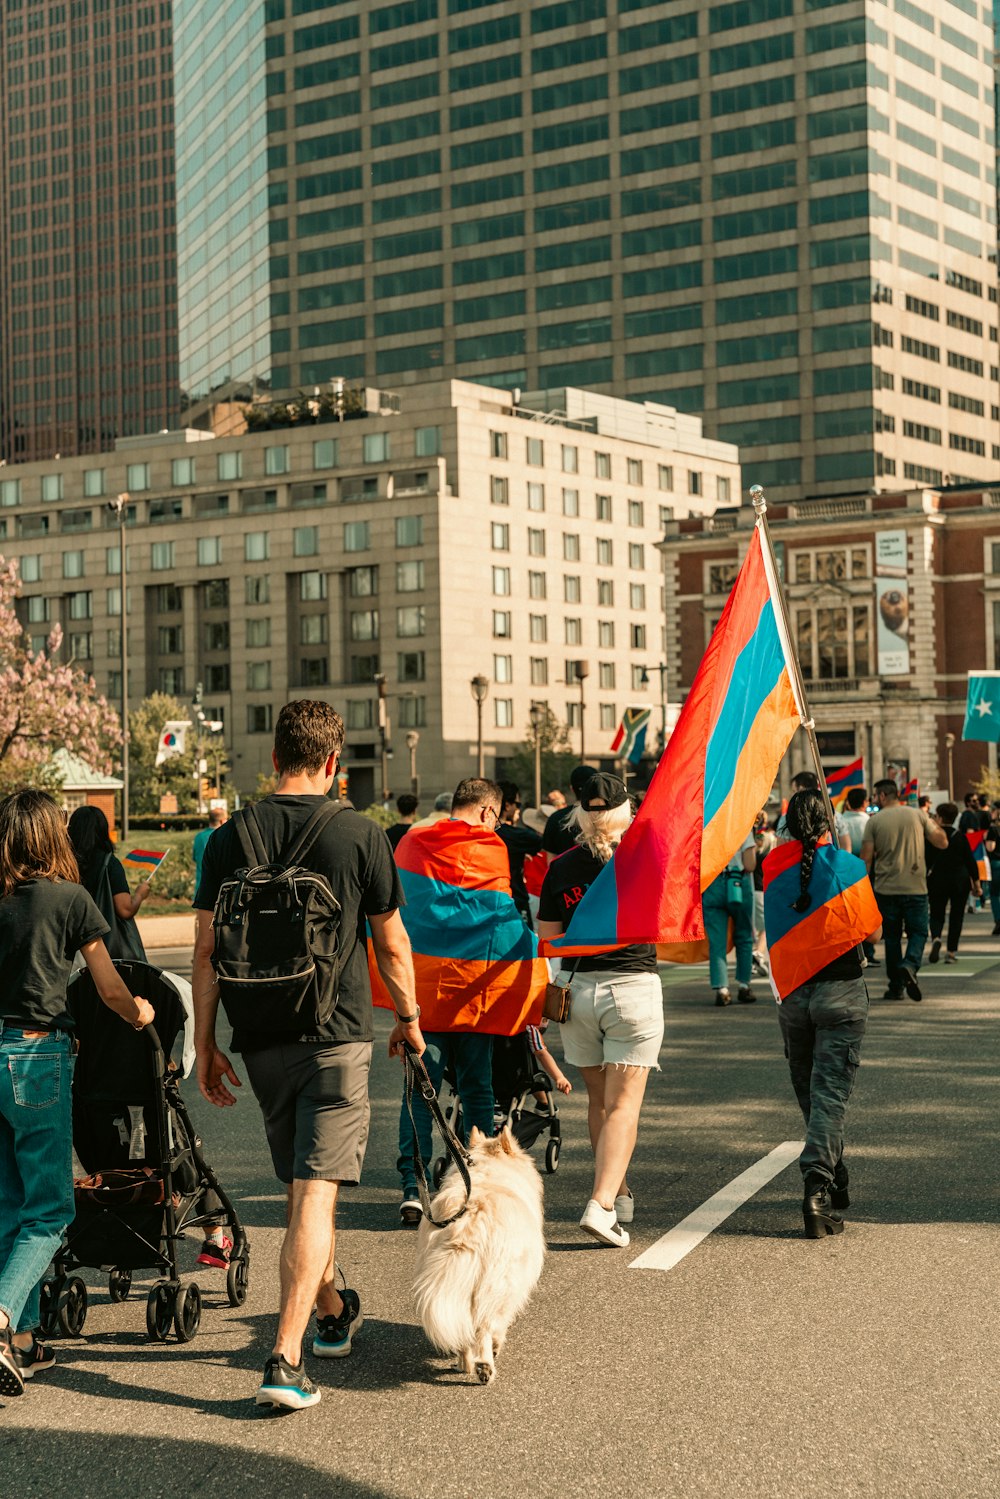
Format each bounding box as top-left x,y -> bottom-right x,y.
402,1044 -> 474,1228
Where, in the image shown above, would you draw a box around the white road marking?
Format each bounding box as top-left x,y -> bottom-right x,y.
238,1194 -> 287,1202
629,1139 -> 804,1272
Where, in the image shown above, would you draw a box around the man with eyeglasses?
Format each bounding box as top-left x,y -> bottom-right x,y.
496,780 -> 543,929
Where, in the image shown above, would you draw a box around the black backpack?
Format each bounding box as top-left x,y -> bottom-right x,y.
211,802 -> 345,1034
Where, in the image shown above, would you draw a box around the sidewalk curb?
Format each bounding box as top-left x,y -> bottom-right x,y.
137,914 -> 194,950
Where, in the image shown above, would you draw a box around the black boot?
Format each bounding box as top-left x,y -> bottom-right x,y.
803,1176 -> 845,1239
830,1159 -> 850,1211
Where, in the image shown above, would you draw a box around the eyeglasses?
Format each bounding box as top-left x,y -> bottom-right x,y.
484,805 -> 500,823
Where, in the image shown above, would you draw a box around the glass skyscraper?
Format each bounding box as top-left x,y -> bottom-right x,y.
173,0 -> 1000,499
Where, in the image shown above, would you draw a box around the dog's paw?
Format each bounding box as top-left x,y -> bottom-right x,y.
474,1361 -> 495,1385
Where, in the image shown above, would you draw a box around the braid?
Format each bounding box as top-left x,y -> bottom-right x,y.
793,832 -> 817,913
785,789 -> 829,915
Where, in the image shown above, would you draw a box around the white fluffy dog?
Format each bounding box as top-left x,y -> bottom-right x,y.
413,1125 -> 545,1384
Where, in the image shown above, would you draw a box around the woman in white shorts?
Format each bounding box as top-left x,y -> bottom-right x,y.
537,774 -> 664,1248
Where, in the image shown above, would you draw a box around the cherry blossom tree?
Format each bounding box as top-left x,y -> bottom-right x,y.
0,556 -> 121,794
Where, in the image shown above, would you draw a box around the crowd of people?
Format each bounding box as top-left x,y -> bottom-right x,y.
0,696 -> 991,1407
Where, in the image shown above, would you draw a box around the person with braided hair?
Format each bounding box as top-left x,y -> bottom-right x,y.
766,791 -> 882,1239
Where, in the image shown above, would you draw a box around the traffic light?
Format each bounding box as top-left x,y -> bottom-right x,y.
336,772 -> 349,800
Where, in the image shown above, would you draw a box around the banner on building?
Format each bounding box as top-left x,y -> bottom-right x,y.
962,671 -> 1000,742
875,530 -> 910,677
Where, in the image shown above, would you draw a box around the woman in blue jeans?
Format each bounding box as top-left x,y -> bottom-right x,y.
702,832 -> 756,1006
0,790 -> 153,1397
767,792 -> 880,1240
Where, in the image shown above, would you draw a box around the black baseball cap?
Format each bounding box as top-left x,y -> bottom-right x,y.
579,773 -> 629,811
570,764 -> 597,796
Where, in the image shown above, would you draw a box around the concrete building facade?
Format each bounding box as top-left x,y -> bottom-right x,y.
173,0 -> 999,504
660,480 -> 1000,801
0,379 -> 739,805
0,0 -> 179,461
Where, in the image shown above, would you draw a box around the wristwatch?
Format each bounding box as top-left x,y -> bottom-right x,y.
394,1006 -> 421,1024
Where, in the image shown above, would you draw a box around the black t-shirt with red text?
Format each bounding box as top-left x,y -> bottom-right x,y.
538,845 -> 657,974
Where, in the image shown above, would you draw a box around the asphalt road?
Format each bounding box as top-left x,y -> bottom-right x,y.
3,921 -> 998,1499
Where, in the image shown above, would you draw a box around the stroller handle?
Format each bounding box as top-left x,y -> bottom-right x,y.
140,1022 -> 166,1077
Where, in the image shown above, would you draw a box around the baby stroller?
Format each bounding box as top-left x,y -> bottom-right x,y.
431,1033 -> 562,1186
40,959 -> 249,1345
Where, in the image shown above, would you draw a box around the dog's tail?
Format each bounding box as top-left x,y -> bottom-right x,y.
413,1240 -> 480,1356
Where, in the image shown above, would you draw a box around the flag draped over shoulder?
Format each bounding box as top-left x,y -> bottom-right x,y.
542,526 -> 802,958
826,758 -> 864,810
763,838 -> 881,1000
966,829 -> 989,882
369,820 -> 548,1034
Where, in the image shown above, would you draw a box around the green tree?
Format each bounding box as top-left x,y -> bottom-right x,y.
502,706 -> 579,807
128,694 -> 197,814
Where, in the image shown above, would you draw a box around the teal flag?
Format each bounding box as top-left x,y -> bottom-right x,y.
962,673 -> 1000,741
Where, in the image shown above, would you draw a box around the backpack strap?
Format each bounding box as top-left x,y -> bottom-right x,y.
233,806 -> 269,867
283,802 -> 346,868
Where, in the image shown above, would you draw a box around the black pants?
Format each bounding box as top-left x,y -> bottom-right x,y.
928,874 -> 970,953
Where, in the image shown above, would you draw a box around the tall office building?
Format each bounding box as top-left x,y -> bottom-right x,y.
173,0 -> 999,502
0,0 -> 179,462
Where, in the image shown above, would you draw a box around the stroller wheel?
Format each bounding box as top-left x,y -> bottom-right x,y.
108,1268 -> 132,1304
57,1277 -> 89,1337
173,1282 -> 202,1343
39,1278 -> 61,1338
146,1282 -> 174,1342
226,1255 -> 249,1308
544,1138 -> 561,1174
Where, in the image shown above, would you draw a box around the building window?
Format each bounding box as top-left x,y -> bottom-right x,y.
396,515 -> 423,547
344,520 -> 370,552
265,444 -> 290,476
218,452 -> 242,481
562,445 -> 578,474
595,452 -> 611,479
491,476 -> 509,505
600,704 -> 617,731
399,651 -> 426,682
300,570 -> 327,601
68,632 -> 92,660
41,474 -> 64,502
528,528 -> 546,557
299,614 -> 328,646
494,698 -> 514,728
795,603 -> 872,679
567,701 -> 582,729
301,658 -> 330,687
490,430 -> 508,459
530,657 -> 548,685
247,661 -> 272,691
416,426 -> 441,457
630,583 -> 646,609
62,551 -> 84,580
158,625 -> 184,654
565,618 -> 582,645
627,458 -> 643,485
203,620 -> 229,652
526,437 -> 544,467
628,500 -> 645,527
564,575 -> 581,603
658,465 -> 674,491
0,479 -> 22,507
529,614 -> 547,642
527,483 -> 545,512
631,624 -> 647,650
598,580 -> 614,607
349,566 -> 378,597
247,618 -> 271,647
599,662 -> 615,689
159,667 -> 185,695
717,476 -> 732,503
492,522 -> 510,550
364,432 -> 390,463
198,536 -> 222,567
397,605 -> 426,637
246,575 -> 271,604
245,532 -> 269,562
397,694 -> 426,727
350,610 -> 379,641
708,562 -> 739,594
631,663 -> 646,690
83,469 -> 105,497
248,705 -> 273,734
492,566 -> 511,595
126,463 -> 150,492
314,438 -> 339,468
294,526 -> 320,557
493,610 -> 512,637
28,597 -> 50,624
397,560 -> 425,591
160,584 -> 184,611
529,571 -> 547,600
172,457 -> 195,486
347,700 -> 374,731
562,488 -> 579,516
21,555 -> 41,583
596,494 -> 612,522
629,543 -> 645,569
598,620 -> 615,647
151,541 -> 174,571
689,471 -> 702,496
564,533 -> 580,561
494,653 -> 513,684
597,538 -> 613,565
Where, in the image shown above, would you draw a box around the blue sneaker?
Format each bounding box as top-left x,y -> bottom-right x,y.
312,1289 -> 362,1358
255,1354 -> 321,1411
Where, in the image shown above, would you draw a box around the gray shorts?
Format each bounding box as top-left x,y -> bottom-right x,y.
243,1040 -> 373,1185
561,970 -> 665,1070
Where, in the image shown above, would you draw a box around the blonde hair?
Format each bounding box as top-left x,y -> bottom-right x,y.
570,799 -> 633,863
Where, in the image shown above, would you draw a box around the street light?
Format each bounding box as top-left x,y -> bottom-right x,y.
575,659 -> 590,763
470,674 -> 489,777
405,729 -> 420,798
529,701 -> 544,810
108,492 -> 130,839
945,731 -> 956,801
640,663 -> 669,753
374,672 -> 390,801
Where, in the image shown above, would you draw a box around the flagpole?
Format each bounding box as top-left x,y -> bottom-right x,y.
749,485 -> 841,843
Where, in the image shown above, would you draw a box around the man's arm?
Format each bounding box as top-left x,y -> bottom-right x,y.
923,815 -> 948,850
369,908 -> 426,1057
741,846 -> 756,872
861,837 -> 874,872
192,909 -> 242,1107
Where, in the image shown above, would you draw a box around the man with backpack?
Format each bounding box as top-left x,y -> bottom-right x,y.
192,699 -> 425,1412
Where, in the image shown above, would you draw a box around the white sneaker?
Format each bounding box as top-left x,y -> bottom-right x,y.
614,1192 -> 634,1224
580,1199 -> 630,1247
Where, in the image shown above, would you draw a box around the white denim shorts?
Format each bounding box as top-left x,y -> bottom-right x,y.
560,969 -> 665,1070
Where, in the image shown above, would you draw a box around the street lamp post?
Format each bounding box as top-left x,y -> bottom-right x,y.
529,701 -> 543,810
374,672 -> 390,801
109,492 -> 130,839
945,731 -> 956,801
575,659 -> 590,763
470,674 -> 489,777
405,729 -> 420,798
640,663 -> 668,752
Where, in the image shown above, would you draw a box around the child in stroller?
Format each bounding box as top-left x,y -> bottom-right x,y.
41,959 -> 249,1345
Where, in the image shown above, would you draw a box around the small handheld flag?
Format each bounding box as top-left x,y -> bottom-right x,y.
124,848 -> 170,881
610,706 -> 652,765
962,672 -> 1000,743
901,777 -> 918,806
825,758 -> 864,811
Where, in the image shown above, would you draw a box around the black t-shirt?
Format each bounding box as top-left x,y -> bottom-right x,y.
194,795 -> 403,1053
497,822 -> 542,913
541,806 -> 577,857
538,845 -> 658,973
386,822 -> 410,852
0,879 -> 109,1031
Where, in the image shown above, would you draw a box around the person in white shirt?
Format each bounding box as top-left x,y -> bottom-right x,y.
702,831 -> 757,1007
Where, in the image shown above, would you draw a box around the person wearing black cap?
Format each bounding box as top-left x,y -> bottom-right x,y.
536,773 -> 664,1249
540,765 -> 599,863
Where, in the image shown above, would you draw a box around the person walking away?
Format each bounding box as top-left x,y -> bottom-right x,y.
541,766 -> 597,862
67,806 -> 149,962
751,812 -> 776,979
537,774 -> 664,1248
0,790 -> 153,1397
777,771 -> 851,850
861,778 -> 946,1002
386,793 -> 419,853
193,806 -> 228,898
412,791 -> 454,828
957,792 -> 982,835
496,780 -> 542,927
702,831 -> 757,1006
986,806 -> 1000,935
841,786 -> 879,965
763,791 -> 881,1237
192,700 -> 425,1411
926,803 -> 981,964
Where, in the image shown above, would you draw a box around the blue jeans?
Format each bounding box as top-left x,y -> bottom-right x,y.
397,1031 -> 494,1199
702,870 -> 754,991
777,978 -> 868,1184
0,1024 -> 75,1333
875,891 -> 929,992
